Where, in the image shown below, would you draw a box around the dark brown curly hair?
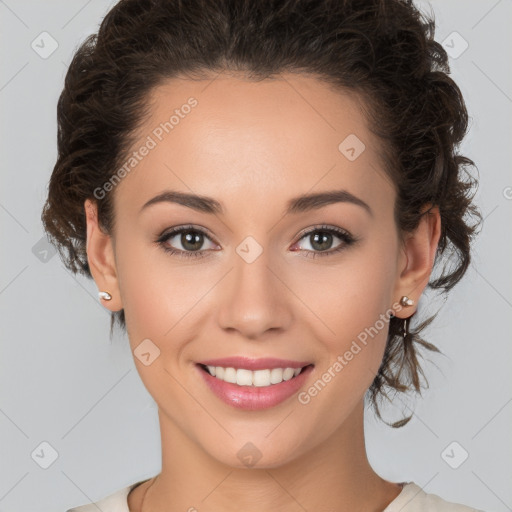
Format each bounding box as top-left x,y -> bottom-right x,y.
41,0 -> 482,427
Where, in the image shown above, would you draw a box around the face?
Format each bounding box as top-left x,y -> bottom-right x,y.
87,72 -> 418,468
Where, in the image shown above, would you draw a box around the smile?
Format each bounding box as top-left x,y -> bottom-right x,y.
196,363 -> 315,410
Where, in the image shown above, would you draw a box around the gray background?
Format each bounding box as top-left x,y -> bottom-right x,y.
1,1 -> 511,511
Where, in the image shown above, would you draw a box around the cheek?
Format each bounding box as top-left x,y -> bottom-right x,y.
115,234 -> 213,354
115,234 -> 176,339
296,237 -> 399,409
343,228 -> 399,326
299,250 -> 397,423
302,245 -> 397,345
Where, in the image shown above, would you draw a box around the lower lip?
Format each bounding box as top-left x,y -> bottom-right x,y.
196,364 -> 314,411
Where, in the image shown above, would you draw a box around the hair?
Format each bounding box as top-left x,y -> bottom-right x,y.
41,0 -> 482,427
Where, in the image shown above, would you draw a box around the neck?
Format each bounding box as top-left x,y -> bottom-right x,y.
131,399 -> 402,512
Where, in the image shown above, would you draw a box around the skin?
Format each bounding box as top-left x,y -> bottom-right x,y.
84,71 -> 441,512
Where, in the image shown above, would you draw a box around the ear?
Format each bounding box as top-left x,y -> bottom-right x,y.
393,204 -> 441,319
84,199 -> 123,311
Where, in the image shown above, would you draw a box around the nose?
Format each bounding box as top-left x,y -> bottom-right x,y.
216,247 -> 293,340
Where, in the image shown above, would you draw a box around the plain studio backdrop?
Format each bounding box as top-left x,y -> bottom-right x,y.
0,1 -> 511,511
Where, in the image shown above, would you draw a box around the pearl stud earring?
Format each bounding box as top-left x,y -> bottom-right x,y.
98,291 -> 112,301
399,296 -> 414,307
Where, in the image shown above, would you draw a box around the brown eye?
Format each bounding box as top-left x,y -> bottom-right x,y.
157,225 -> 218,259
291,225 -> 357,259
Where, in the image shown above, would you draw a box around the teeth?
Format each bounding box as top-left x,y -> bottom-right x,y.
205,366 -> 304,387
236,369 -> 253,386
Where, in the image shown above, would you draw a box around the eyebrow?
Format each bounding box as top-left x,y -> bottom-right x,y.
140,189 -> 373,217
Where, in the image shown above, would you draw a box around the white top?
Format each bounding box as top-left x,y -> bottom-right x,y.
66,479 -> 484,511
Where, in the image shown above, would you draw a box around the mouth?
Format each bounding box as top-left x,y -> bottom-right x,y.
197,363 -> 314,387
196,361 -> 315,410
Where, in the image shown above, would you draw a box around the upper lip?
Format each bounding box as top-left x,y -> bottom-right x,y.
197,356 -> 313,371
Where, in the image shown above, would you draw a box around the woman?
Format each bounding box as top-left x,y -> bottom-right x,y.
41,0 -> 483,510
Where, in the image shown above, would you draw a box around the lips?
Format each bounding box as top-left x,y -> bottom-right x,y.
196,357 -> 314,411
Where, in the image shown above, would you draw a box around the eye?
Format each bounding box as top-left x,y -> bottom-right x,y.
156,224 -> 358,260
156,225 -> 218,259
291,225 -> 357,259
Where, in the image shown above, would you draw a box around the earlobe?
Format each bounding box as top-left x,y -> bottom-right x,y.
84,199 -> 122,311
393,204 -> 441,318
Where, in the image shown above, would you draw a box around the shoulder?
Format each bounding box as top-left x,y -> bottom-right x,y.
65,479 -> 149,512
384,482 -> 485,512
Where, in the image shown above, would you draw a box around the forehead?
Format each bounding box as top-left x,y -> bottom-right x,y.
113,72 -> 394,218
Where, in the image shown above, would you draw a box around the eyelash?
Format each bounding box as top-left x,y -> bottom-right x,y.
155,224 -> 358,260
